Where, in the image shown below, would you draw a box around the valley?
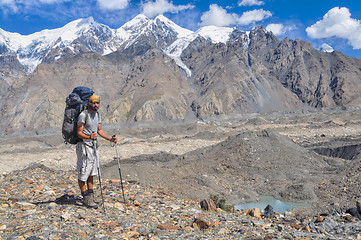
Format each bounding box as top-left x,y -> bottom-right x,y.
1,108 -> 361,216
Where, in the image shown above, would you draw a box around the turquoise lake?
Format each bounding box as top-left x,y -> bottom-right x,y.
235,195 -> 310,213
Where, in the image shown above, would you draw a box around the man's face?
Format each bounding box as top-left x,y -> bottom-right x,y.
89,101 -> 100,111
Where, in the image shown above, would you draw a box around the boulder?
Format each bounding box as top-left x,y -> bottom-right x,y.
200,199 -> 217,211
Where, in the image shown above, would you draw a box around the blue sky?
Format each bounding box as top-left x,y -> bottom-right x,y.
0,0 -> 361,59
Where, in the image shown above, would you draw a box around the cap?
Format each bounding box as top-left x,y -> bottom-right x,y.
89,95 -> 100,103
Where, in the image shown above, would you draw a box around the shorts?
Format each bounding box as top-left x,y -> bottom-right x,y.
76,141 -> 99,182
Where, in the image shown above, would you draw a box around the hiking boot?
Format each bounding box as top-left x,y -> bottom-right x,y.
87,189 -> 97,204
82,190 -> 98,209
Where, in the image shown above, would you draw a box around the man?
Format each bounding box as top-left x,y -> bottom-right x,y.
76,94 -> 117,208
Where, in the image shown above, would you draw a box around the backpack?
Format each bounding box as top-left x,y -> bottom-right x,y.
62,86 -> 94,144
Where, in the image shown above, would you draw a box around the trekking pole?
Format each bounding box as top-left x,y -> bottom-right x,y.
113,135 -> 127,204
93,132 -> 106,212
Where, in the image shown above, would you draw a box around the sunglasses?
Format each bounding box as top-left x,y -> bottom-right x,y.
91,101 -> 100,104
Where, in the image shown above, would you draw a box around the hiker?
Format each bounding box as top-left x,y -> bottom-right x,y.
76,94 -> 117,208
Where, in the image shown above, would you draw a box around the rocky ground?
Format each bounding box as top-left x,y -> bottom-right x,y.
1,164 -> 356,240
1,108 -> 361,239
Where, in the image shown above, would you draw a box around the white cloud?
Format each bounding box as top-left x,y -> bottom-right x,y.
238,0 -> 264,7
0,0 -> 70,12
0,0 -> 94,28
200,4 -> 237,27
266,23 -> 295,36
1,0 -> 68,5
0,0 -> 17,11
266,23 -> 285,35
237,9 -> 272,25
142,0 -> 194,18
39,0 -> 66,3
306,7 -> 361,49
97,0 -> 129,11
200,4 -> 271,27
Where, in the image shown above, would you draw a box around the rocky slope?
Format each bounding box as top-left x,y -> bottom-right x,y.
102,127 -> 361,216
257,35 -> 361,108
1,165 -> 361,239
182,35 -> 306,118
0,166 -> 360,239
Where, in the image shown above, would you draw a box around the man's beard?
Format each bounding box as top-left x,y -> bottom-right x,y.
88,105 -> 98,111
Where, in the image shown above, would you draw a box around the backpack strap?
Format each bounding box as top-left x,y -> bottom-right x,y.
84,110 -> 89,121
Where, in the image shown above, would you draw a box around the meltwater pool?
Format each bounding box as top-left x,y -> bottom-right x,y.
235,195 -> 310,213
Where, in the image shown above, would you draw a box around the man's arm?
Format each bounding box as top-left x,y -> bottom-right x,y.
77,122 -> 96,140
97,123 -> 117,142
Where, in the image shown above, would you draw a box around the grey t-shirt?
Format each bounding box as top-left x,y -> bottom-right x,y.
78,110 -> 101,145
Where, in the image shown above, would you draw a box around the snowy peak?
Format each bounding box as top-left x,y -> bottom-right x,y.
154,15 -> 193,38
319,43 -> 334,53
76,16 -> 96,27
120,14 -> 193,39
165,25 -> 237,59
3,17 -> 101,49
0,17 -> 119,72
48,17 -> 114,43
121,14 -> 150,32
0,16 -> 114,50
197,26 -> 235,44
116,14 -> 196,55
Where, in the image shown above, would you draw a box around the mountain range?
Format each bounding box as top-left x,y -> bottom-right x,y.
0,14 -> 361,135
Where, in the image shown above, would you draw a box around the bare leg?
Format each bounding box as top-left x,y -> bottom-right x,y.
78,179 -> 87,193
87,176 -> 94,190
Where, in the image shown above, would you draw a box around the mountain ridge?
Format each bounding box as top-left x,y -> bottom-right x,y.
0,15 -> 360,135
0,14 -> 230,74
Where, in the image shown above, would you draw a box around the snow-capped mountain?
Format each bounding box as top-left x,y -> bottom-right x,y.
1,13 -> 361,135
319,43 -> 334,53
164,25 -> 237,76
0,14 -> 238,74
0,17 -> 121,72
197,26 -> 235,44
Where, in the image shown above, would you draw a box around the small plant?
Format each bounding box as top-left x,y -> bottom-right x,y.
210,194 -> 234,212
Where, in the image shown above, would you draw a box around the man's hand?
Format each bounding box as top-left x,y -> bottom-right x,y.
90,132 -> 97,140
110,135 -> 117,143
